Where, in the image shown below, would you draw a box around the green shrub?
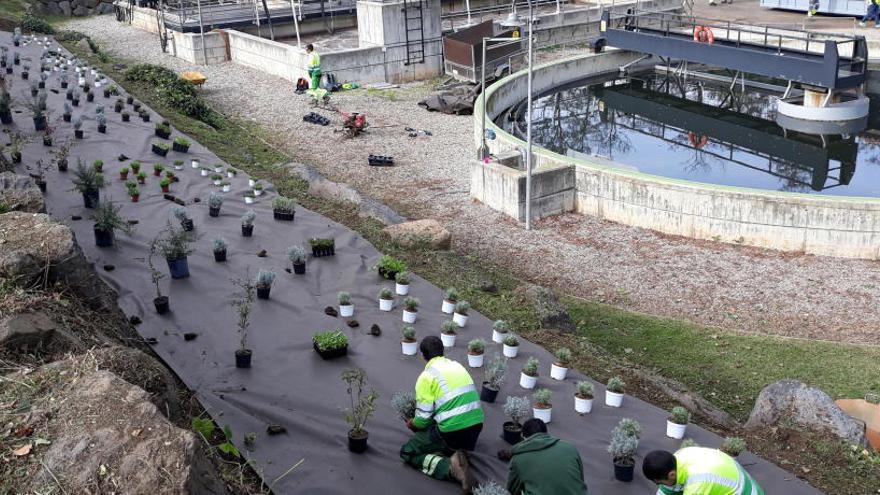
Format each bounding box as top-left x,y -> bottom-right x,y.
125,64 -> 221,127
20,13 -> 56,34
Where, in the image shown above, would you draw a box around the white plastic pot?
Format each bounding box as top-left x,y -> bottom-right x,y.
254,189 -> 263,197
396,283 -> 410,296
666,421 -> 687,439
174,164 -> 183,171
227,171 -> 235,178
90,69 -> 96,76
503,344 -> 519,358
519,372 -> 537,389
550,364 -> 568,381
402,310 -> 417,324
574,396 -> 593,414
339,304 -> 354,317
467,353 -> 484,368
533,406 -> 552,424
200,169 -> 209,177
605,391 -> 624,408
248,179 -> 256,187
379,298 -> 393,311
213,179 -> 222,186
453,313 -> 468,328
245,196 -> 254,204
191,159 -> 200,169
222,184 -> 231,193
440,332 -> 456,347
492,330 -> 506,344
441,299 -> 455,314
401,340 -> 418,356
95,81 -> 101,88
214,166 -> 223,173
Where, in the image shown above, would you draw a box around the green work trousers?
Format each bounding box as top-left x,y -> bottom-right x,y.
400,428 -> 452,481
308,68 -> 322,90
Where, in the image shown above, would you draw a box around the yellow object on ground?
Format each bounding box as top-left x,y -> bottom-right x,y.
181,71 -> 207,86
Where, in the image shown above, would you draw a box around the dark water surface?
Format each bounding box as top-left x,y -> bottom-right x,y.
500,73 -> 880,198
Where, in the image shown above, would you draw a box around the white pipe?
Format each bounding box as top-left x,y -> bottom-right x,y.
290,0 -> 301,47
525,0 -> 533,230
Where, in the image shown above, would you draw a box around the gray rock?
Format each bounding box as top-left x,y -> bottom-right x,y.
746,379 -> 867,446
382,219 -> 451,250
478,279 -> 498,294
83,0 -> 98,8
58,0 -> 72,15
45,2 -> 63,15
72,4 -> 88,16
0,172 -> 45,213
513,283 -> 577,333
97,2 -> 115,14
70,0 -> 82,7
0,313 -> 56,350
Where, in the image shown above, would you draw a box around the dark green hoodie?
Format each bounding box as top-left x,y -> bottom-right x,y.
507,432 -> 589,495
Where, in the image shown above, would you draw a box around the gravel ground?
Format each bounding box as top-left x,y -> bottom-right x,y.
65,15 -> 880,345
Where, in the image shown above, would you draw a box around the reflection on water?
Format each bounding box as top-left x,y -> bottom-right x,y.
500,73 -> 880,198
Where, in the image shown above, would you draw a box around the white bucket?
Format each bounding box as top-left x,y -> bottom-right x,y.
492,330 -> 506,344
339,304 -> 354,317
402,310 -> 417,324
248,179 -> 256,187
213,179 -> 222,186
401,340 -> 418,356
520,372 -> 537,389
396,283 -> 410,296
467,353 -> 484,368
605,391 -> 624,408
575,396 -> 593,414
550,364 -> 568,381
503,344 -> 519,358
379,298 -> 393,311
453,313 -> 468,328
174,164 -> 183,170
245,196 -> 254,204
200,169 -> 209,177
254,189 -> 263,197
191,159 -> 200,169
214,167 -> 223,173
222,185 -> 231,193
441,299 -> 455,314
440,333 -> 456,347
666,421 -> 687,439
533,406 -> 552,424
227,171 -> 235,178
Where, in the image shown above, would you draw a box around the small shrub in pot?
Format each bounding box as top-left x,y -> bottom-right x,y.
154,121 -> 171,139
231,275 -> 256,368
92,200 -> 133,248
147,243 -> 169,314
172,207 -> 194,232
605,376 -> 626,408
608,422 -> 639,482
378,288 -> 394,312
402,296 -> 419,323
441,287 -> 459,314
340,368 -> 378,454
208,192 -> 223,217
574,381 -> 594,414
272,196 -> 296,221
375,255 -> 407,281
309,237 -> 335,257
255,269 -> 276,300
96,113 -> 107,133
720,437 -> 746,458
467,338 -> 486,368
519,356 -> 539,389
550,347 -> 572,381
153,220 -> 194,279
502,396 -> 530,444
288,245 -> 307,274
481,352 -> 508,403
136,171 -> 147,184
338,291 -> 354,317
153,163 -> 164,177
313,329 -> 348,359
241,210 -> 256,237
440,320 -> 458,347
151,142 -> 170,157
70,159 -> 105,208
172,136 -> 191,153
126,180 -> 140,202
492,320 -> 510,343
72,115 -> 83,138
502,334 -> 520,358
400,325 -> 418,355
159,177 -> 171,193
666,406 -> 690,439
395,270 -> 410,295
453,300 -> 470,328
213,238 -> 228,262
532,388 -> 553,424
119,167 -> 129,181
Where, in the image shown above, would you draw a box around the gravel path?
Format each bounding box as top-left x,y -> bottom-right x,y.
65,15 -> 880,345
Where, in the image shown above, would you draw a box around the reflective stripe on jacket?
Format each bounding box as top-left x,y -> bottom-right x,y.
412,356 -> 484,432
656,447 -> 764,495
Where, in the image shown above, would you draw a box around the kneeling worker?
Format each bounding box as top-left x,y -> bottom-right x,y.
643,447 -> 765,495
506,418 -> 589,495
399,336 -> 483,493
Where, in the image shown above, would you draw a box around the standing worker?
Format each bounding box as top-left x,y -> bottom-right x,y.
643,447 -> 765,495
859,0 -> 880,27
399,336 -> 484,494
505,418 -> 589,495
305,43 -> 321,89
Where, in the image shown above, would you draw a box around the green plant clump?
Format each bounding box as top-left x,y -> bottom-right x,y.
522,356 -> 539,377
575,381 -> 594,399
669,406 -> 690,425
607,376 -> 626,394
272,196 -> 296,213
376,254 -> 407,275
533,388 -> 552,407
468,338 -> 486,355
721,437 -> 747,457
92,200 -> 134,235
313,330 -> 348,352
125,64 -> 221,127
441,320 -> 458,335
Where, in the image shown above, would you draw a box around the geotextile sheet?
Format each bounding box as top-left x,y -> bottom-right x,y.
2,33 -> 822,494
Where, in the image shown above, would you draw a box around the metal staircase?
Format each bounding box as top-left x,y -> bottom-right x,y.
403,0 -> 426,66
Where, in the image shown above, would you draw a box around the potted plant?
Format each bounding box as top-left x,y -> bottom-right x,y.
492,320 -> 510,344
720,437 -> 746,458
191,158 -> 200,169
159,177 -> 171,193
172,136 -> 190,153
126,95 -> 134,105
52,141 -> 70,171
605,376 -> 626,408
126,180 -> 139,202
136,171 -> 147,185
165,170 -> 177,183
71,89 -> 79,107
255,269 -> 276,300
375,255 -> 407,281
441,287 -> 459,314
288,245 -> 307,274
130,160 -> 141,175
96,114 -> 107,134
121,110 -> 130,122
200,166 -> 210,178
119,167 -> 129,181
608,422 -> 639,482
502,334 -> 520,358
232,275 -> 256,368
453,300 -> 470,328
213,238 -> 227,262
0,79 -> 13,125
308,238 -> 335,257
402,296 -> 419,323
71,159 -> 105,208
272,196 -> 296,221
211,174 -> 222,186
42,125 -> 53,148
173,160 -> 184,171
85,89 -> 94,103
73,116 -> 83,139
481,352 -> 508,402
395,271 -> 410,295
25,90 -> 47,131
244,191 -> 254,204
378,288 -> 394,311
241,210 -> 256,237
92,200 -> 133,248
151,142 -> 169,157
575,381 -> 594,414
666,406 -> 690,439
154,221 -> 193,279
550,347 -> 572,381
139,109 -> 150,122
440,320 -> 457,347
341,368 -> 378,453
213,163 -> 224,173
253,182 -> 263,196
227,168 -> 237,178
391,391 -> 416,423
149,163 -> 162,177
208,192 -> 223,217
155,121 -> 171,139
532,388 -> 553,423
313,329 -> 348,360
467,339 -> 486,368
92,160 -> 104,173
113,97 -> 123,112
173,207 -> 194,232
26,158 -> 48,192
221,180 -> 231,193
400,325 -> 418,355
520,356 -> 539,389
502,396 -> 530,445
147,242 -> 169,314
61,101 -> 72,122
7,132 -> 28,163
338,291 -> 354,317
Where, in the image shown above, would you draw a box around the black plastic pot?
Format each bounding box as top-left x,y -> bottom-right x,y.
4,67 -> 11,75
60,81 -> 68,88
311,245 -> 336,257
172,142 -> 189,153
348,429 -> 369,453
98,125 -> 106,134
141,113 -> 151,123
241,224 -> 254,237
63,113 -> 71,122
33,115 -> 46,131
133,102 -> 141,112
86,93 -> 94,102
72,98 -> 79,107
0,111 -> 12,124
180,218 -> 194,232
114,103 -> 123,112
502,422 -> 523,445
126,96 -> 134,104
166,256 -> 190,279
480,382 -> 499,403
30,89 -> 38,97
94,226 -> 114,247
613,461 -> 635,482
152,144 -> 168,157
293,262 -> 306,275
21,72 -> 28,80
11,152 -> 21,164
103,89 -> 111,98
57,159 -> 68,172
154,296 -> 170,314
209,207 -> 220,217
36,180 -> 46,193
214,249 -> 227,262
235,349 -> 252,368
82,190 -> 99,209
273,210 -> 295,221
122,113 -> 130,122
257,286 -> 271,300
38,81 -> 45,89
74,129 -> 83,139
155,128 -> 170,139
377,266 -> 398,281
314,342 -> 348,360
43,136 -> 52,146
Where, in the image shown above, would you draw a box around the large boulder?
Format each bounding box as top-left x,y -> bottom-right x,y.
383,219 -> 451,250
746,380 -> 867,446
0,312 -> 56,350
0,172 -> 45,213
58,0 -> 72,15
513,283 -> 577,333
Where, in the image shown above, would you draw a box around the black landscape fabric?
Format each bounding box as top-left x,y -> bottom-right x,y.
3,33 -> 822,494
